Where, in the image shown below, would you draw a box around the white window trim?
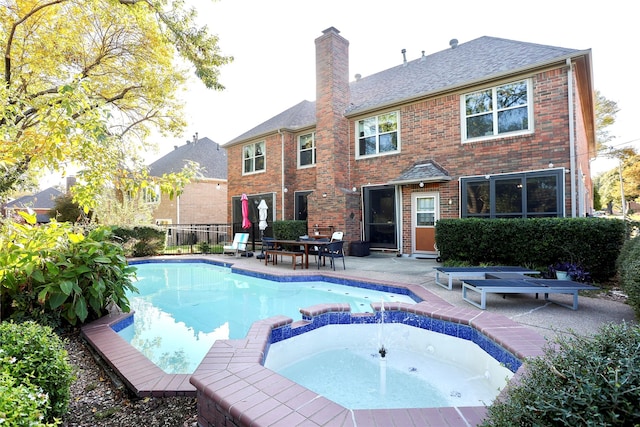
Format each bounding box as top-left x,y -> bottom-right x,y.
297,132 -> 316,169
242,140 -> 266,175
461,78 -> 534,143
355,110 -> 401,159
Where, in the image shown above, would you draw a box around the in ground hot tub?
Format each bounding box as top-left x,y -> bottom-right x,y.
264,323 -> 513,409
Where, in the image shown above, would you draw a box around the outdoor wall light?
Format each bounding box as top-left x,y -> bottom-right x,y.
322,193 -> 327,198
352,186 -> 357,192
448,199 -> 453,205
216,183 -> 221,190
283,187 -> 288,193
485,174 -> 490,179
548,162 -> 554,168
419,181 -> 424,187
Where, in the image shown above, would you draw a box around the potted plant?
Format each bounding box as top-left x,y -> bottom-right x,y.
548,261 -> 592,282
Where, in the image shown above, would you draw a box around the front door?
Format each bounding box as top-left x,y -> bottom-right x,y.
412,192 -> 439,255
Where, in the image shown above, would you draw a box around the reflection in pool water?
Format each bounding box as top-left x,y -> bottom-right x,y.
118,261 -> 415,373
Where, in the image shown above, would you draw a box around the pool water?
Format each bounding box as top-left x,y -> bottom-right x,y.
118,262 -> 415,373
265,324 -> 513,409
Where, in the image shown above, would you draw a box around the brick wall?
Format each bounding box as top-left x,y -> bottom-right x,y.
153,180 -> 227,224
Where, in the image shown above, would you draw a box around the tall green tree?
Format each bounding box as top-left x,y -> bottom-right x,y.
1,0 -> 232,209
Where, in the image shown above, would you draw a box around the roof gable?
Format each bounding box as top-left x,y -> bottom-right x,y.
226,36 -> 586,146
149,137 -> 228,179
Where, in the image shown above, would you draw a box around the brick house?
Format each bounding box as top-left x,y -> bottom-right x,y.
149,135 -> 228,225
224,27 -> 595,257
3,186 -> 63,223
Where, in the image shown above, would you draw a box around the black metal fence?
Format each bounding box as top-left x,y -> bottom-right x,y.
159,223 -> 262,255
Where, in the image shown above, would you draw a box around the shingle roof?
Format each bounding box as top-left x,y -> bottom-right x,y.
388,160 -> 451,185
4,187 -> 63,210
149,137 -> 227,179
226,36 -> 584,146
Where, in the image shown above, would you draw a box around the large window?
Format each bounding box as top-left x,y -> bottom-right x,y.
298,132 -> 316,167
356,111 -> 399,158
463,79 -> 532,141
461,170 -> 564,218
243,141 -> 265,174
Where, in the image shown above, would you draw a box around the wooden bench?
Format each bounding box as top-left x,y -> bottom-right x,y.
264,250 -> 304,269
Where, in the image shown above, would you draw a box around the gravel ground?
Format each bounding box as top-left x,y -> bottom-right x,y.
61,330 -> 197,427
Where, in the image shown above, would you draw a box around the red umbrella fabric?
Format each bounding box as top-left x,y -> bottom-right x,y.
241,193 -> 251,229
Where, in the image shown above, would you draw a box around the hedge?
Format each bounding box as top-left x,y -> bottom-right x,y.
435,218 -> 627,281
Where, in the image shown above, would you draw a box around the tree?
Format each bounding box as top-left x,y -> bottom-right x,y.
1,0 -> 232,209
594,90 -> 620,152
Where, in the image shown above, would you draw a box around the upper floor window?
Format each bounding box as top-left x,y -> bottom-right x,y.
356,111 -> 399,158
142,185 -> 161,204
243,141 -> 265,174
298,132 -> 316,168
463,79 -> 532,141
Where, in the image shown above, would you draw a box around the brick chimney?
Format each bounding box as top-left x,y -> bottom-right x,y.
312,27 -> 354,238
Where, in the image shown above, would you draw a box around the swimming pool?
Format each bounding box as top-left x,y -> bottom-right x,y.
119,261 -> 416,373
81,257 -> 547,425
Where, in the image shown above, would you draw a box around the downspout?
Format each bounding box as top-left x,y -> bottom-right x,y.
278,129 -> 285,220
566,58 -> 577,218
176,196 -> 180,224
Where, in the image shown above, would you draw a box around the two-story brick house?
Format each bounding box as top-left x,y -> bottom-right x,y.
149,135 -> 228,225
224,27 -> 595,257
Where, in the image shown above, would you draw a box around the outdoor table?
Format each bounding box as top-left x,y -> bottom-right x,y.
267,239 -> 330,269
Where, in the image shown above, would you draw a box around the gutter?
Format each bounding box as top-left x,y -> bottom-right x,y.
567,58 -> 576,218
278,129 -> 285,220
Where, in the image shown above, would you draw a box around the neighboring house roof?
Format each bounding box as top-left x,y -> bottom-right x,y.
227,36 -> 587,146
4,187 -> 63,210
149,137 -> 227,179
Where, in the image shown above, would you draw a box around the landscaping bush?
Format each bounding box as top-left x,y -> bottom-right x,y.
272,220 -> 307,240
617,235 -> 640,316
0,372 -> 57,427
0,213 -> 138,326
481,322 -> 640,426
435,217 -> 626,281
110,225 -> 165,257
0,321 -> 73,422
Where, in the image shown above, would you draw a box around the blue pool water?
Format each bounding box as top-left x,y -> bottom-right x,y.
117,261 -> 415,374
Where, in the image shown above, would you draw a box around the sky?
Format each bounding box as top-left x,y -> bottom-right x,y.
50,0 -> 640,189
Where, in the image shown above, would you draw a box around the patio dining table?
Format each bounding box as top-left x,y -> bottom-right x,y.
267,239 -> 331,269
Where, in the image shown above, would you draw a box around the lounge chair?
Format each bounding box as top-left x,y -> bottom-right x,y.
223,233 -> 249,257
434,266 -> 539,290
461,278 -> 599,310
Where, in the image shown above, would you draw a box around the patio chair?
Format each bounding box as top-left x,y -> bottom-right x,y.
257,236 -> 275,260
304,237 -> 329,265
330,231 -> 343,241
317,240 -> 346,270
223,233 -> 249,257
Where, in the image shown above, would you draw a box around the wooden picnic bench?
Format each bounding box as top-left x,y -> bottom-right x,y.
264,249 -> 304,269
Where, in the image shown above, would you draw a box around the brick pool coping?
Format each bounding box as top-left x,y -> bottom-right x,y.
81,260 -> 548,426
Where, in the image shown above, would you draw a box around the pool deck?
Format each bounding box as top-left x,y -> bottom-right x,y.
81,252 -> 636,426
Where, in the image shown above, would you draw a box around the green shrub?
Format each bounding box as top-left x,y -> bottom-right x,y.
0,372 -> 57,426
110,226 -> 165,257
435,217 -> 626,281
481,322 -> 640,426
0,321 -> 73,422
617,235 -> 640,316
0,214 -> 138,326
272,220 -> 307,240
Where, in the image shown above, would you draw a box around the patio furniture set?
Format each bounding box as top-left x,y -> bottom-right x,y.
435,266 -> 599,310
